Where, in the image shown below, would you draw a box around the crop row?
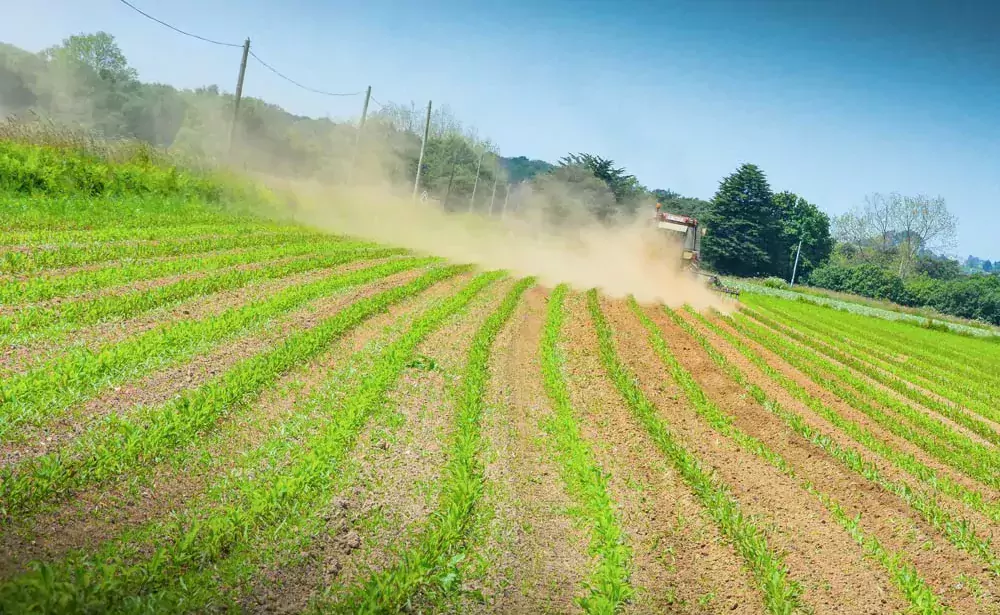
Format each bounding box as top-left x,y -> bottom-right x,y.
587,293 -> 804,614
0,238 -> 372,305
0,263 -> 467,520
539,285 -> 633,613
0,256 -> 436,444
728,313 -> 1000,492
692,309 -> 1000,572
0,245 -> 403,344
327,277 -> 535,611
748,298 -> 999,416
0,268 -> 499,613
0,228 -> 339,275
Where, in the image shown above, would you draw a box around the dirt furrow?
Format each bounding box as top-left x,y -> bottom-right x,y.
693,311 -> 1000,510
562,293 -> 763,614
0,258 -> 394,377
602,298 -> 907,615
450,286 -> 592,614
0,271 -> 472,580
241,276 -> 512,613
0,267 -> 426,469
663,307 -> 1000,613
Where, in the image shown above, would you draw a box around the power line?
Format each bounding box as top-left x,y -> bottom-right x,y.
248,50 -> 363,97
369,96 -> 384,108
114,0 -> 242,48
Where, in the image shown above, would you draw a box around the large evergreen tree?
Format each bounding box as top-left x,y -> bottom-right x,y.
701,163 -> 782,276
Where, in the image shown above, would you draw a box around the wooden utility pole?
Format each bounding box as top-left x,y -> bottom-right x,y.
443,146 -> 460,209
488,173 -> 499,216
469,149 -> 486,212
348,85 -> 372,184
227,38 -> 251,158
500,183 -> 510,219
790,238 -> 804,286
412,100 -> 432,200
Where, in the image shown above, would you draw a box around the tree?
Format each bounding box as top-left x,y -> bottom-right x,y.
892,193 -> 958,276
701,163 -> 783,277
559,153 -> 644,208
832,192 -> 958,276
773,191 -> 834,280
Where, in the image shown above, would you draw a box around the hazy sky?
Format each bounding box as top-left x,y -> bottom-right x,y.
5,0 -> 999,257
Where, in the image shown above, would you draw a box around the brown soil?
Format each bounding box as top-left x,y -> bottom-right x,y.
561,293 -> 763,615
600,297 -> 908,615
690,311 -> 1000,513
0,266 -> 424,469
240,277 -> 512,613
0,270 -> 470,579
459,286 -> 593,614
0,257 -> 396,377
746,312 -> 999,448
672,308 -> 1000,613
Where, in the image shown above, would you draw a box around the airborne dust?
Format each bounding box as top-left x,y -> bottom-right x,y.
260,146 -> 734,313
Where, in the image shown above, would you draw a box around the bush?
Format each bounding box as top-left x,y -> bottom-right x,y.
809,263 -> 1000,326
762,276 -> 789,290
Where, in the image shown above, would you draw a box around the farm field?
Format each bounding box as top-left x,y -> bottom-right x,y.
2,191 -> 1000,614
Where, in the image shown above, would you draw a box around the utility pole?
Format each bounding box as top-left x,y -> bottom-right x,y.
348,85 -> 371,184
488,172 -> 498,216
443,146 -> 460,209
790,238 -> 804,286
412,100 -> 432,201
469,149 -> 486,212
228,38 -> 251,159
500,183 -> 510,219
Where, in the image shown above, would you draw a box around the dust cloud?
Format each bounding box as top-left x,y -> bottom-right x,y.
266,171 -> 734,313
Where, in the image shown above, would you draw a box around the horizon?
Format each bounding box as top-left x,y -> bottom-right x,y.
5,0 -> 998,258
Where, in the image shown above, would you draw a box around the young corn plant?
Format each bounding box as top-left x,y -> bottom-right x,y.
322,276 -> 536,612
626,298 -> 950,614
585,291 -> 804,615
0,271 -> 503,614
539,285 -> 633,614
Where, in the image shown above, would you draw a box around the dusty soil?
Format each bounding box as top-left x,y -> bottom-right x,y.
0,270 -> 470,579
599,297 -> 908,615
239,276 -> 512,613
458,286 -> 592,613
674,308 -> 1000,613
561,293 -> 763,614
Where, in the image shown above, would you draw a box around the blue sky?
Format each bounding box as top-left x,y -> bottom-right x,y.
6,0 -> 999,257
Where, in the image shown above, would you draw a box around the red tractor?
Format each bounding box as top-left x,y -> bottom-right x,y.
654,203 -> 739,297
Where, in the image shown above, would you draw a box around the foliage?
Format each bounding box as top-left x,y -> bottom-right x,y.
832,191 -> 958,277
807,262 -> 1000,326
701,163 -> 783,277
773,191 -> 834,281
762,277 -> 790,290
500,155 -> 554,184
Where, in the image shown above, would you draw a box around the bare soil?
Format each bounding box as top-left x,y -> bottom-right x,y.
562,293 -> 763,614
0,270 -> 467,579
601,297 -> 907,615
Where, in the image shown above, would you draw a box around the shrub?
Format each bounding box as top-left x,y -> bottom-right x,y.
762,277 -> 789,290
